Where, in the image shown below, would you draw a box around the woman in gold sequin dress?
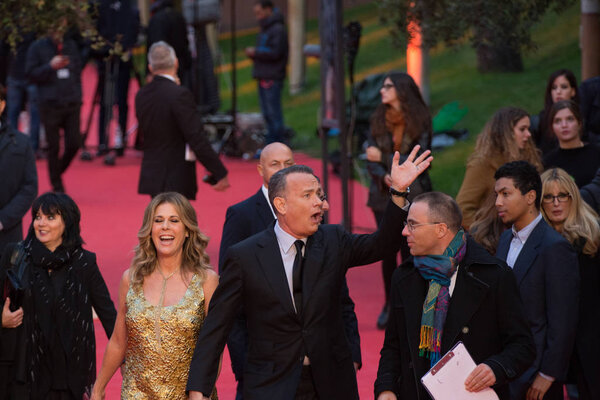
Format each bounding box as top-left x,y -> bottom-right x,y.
91,192 -> 219,400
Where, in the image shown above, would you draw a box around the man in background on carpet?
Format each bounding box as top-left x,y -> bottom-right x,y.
495,161 -> 579,400
219,142 -> 362,399
375,192 -> 535,400
245,0 -> 288,145
0,83 -> 37,255
136,41 -> 229,199
26,19 -> 83,193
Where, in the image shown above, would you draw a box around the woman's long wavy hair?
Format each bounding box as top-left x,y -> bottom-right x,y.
541,168 -> 600,257
370,72 -> 431,153
130,192 -> 212,286
469,192 -> 508,255
470,107 -> 542,171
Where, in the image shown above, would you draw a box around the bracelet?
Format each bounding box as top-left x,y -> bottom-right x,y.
390,186 -> 410,198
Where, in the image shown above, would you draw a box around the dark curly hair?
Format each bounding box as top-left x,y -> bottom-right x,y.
494,161 -> 542,210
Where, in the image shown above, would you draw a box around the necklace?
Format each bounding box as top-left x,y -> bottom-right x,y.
154,266 -> 179,346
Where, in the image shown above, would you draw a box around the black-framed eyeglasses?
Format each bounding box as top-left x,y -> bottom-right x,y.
542,193 -> 571,204
403,220 -> 442,232
381,83 -> 395,90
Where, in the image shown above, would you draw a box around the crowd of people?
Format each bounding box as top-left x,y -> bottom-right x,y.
1,0 -> 600,399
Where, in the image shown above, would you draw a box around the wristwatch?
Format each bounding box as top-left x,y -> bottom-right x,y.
390,186 -> 410,198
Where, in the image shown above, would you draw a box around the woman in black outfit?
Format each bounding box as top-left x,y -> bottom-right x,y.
543,100 -> 600,187
531,69 -> 579,156
365,72 -> 432,329
0,192 -> 116,400
541,168 -> 600,400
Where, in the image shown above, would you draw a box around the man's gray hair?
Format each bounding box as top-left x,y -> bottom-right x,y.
269,165 -> 316,215
148,41 -> 176,72
412,191 -> 463,232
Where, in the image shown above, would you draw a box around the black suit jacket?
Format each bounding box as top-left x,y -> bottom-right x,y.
0,122 -> 37,255
135,75 -> 227,199
218,188 -> 362,364
187,201 -> 406,399
497,218 -> 579,394
375,236 -> 536,400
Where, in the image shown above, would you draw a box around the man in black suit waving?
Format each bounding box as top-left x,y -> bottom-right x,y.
187,146 -> 433,399
135,41 -> 229,199
495,161 -> 579,400
219,142 -> 362,399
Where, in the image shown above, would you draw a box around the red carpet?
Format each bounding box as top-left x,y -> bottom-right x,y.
23,65 -> 389,399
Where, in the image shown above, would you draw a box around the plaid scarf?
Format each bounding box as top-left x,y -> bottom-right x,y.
413,229 -> 467,367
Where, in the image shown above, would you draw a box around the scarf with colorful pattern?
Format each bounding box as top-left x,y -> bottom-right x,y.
413,229 -> 467,367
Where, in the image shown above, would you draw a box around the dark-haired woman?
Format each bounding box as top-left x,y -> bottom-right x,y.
0,192 -> 116,400
543,100 -> 600,188
531,69 -> 579,155
365,72 -> 432,329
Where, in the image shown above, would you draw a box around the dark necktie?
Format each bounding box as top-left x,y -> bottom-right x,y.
292,240 -> 305,314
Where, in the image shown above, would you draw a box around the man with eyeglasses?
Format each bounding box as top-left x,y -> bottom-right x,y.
217,142 -> 362,399
375,191 -> 535,400
494,160 -> 579,400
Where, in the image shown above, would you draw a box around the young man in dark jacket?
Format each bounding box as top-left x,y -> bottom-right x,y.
245,0 -> 288,145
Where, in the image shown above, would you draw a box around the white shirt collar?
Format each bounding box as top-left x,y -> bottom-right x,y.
158,73 -> 176,82
274,221 -> 306,255
262,185 -> 276,218
511,213 -> 542,244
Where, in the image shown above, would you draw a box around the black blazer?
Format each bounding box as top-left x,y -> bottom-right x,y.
135,76 -> 227,199
0,122 -> 37,254
375,236 -> 536,400
0,243 -> 116,397
571,244 -> 600,399
497,218 -> 579,393
187,201 -> 406,399
218,188 -> 362,364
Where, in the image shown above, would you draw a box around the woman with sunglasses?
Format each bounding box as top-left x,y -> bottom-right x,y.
364,71 -> 432,329
541,168 -> 600,400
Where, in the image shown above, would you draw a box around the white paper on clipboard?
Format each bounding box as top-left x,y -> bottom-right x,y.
421,342 -> 499,400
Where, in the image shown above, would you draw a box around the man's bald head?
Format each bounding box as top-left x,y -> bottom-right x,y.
258,142 -> 294,187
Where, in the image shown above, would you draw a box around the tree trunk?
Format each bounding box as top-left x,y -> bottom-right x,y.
475,42 -> 523,73
581,0 -> 600,80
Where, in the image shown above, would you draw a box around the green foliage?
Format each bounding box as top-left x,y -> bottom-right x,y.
377,0 -> 575,71
0,0 -> 94,49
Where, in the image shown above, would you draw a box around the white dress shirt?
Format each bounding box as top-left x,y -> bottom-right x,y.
506,213 -> 542,268
261,185 -> 276,219
273,221 -> 306,312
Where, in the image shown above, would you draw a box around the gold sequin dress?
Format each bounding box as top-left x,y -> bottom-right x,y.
121,274 -> 218,399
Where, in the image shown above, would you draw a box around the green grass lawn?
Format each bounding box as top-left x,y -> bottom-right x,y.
215,2 -> 581,197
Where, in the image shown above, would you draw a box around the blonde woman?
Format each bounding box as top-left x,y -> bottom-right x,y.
91,192 -> 219,399
457,107 -> 542,229
541,168 -> 600,400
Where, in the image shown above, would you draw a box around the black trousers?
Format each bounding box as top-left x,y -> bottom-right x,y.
295,366 -> 319,400
40,103 -> 81,191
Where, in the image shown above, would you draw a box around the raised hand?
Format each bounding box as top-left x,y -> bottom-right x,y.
389,145 -> 433,191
